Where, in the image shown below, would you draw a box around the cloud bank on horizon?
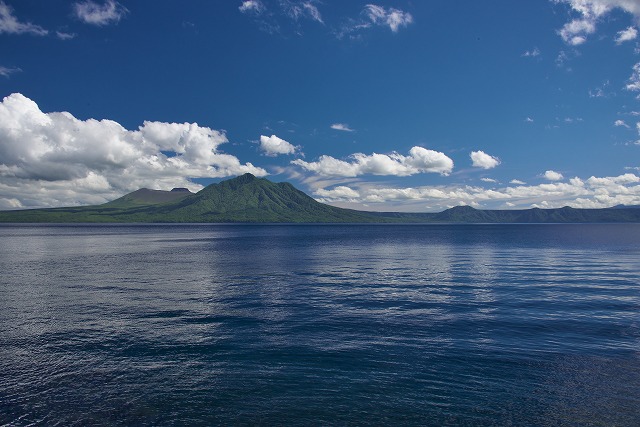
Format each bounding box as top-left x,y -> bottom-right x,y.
0,0 -> 640,211
0,93 -> 265,209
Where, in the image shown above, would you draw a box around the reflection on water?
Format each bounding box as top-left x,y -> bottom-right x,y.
0,224 -> 639,425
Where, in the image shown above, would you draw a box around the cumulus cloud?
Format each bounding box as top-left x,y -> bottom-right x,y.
330,123 -> 354,132
74,0 -> 128,26
239,0 -> 265,14
315,186 -> 360,199
313,173 -> 640,211
558,18 -> 595,45
259,134 -> 299,156
0,93 -> 266,208
510,179 -> 526,185
615,119 -> 630,128
470,151 -> 501,169
292,146 -> 453,177
544,170 -> 564,181
616,26 -> 638,43
0,1 -> 47,35
554,0 -> 640,45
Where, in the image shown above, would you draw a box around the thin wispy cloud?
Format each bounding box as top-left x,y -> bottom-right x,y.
239,0 -> 265,14
280,0 -> 323,24
0,65 -> 21,78
0,1 -> 47,36
56,31 -> 77,40
335,4 -> 413,39
363,4 -> 413,32
522,47 -> 541,57
626,62 -> 640,93
74,0 -> 128,26
330,123 -> 354,132
589,80 -> 610,98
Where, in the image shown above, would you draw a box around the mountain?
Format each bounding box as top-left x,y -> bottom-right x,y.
0,174 -> 377,223
104,187 -> 193,207
1,174 -> 640,223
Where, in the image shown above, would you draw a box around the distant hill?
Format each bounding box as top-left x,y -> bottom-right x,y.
610,204 -> 640,209
1,174 -> 640,223
104,187 -> 193,207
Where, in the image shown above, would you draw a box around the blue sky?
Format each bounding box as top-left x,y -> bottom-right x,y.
1,0 -> 640,211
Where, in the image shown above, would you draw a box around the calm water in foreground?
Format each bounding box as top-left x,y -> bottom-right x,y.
0,224 -> 639,426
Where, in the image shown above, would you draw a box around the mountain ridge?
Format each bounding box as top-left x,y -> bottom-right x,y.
1,173 -> 640,223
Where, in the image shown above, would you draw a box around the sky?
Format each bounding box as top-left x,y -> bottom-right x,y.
1,0 -> 640,212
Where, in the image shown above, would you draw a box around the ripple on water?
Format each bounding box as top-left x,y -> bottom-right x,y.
1,224 -> 639,425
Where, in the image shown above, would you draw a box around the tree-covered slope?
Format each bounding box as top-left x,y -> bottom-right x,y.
1,174 -> 640,223
0,174 -> 377,223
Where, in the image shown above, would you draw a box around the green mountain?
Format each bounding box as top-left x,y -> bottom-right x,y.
104,187 -> 193,207
0,174 -> 376,223
1,173 -> 640,223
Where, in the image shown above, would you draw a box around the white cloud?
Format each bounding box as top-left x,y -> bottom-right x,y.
559,18 -> 595,45
470,150 -> 501,169
239,0 -> 265,14
616,26 -> 638,43
615,119 -> 631,128
525,117 -> 534,123
626,62 -> 640,92
544,170 -> 564,181
338,4 -> 413,37
0,65 -> 21,77
481,178 -> 498,183
315,186 -> 360,199
588,80 -> 610,98
73,0 -> 128,26
280,0 -> 323,23
259,134 -> 299,156
363,4 -> 413,32
56,31 -> 77,40
0,93 -> 267,208
510,179 -> 526,185
330,123 -> 354,132
292,146 -> 453,177
313,173 -> 640,211
522,47 -> 541,57
0,1 -> 47,36
554,0 -> 640,45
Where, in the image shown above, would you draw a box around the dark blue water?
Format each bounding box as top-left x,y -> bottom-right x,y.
1,224 -> 639,426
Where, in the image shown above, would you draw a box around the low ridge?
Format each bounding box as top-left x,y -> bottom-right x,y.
1,174 -> 640,223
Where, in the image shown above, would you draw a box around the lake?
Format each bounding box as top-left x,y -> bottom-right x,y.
1,224 -> 639,425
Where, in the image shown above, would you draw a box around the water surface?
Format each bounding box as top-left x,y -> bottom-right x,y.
1,224 -> 639,425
